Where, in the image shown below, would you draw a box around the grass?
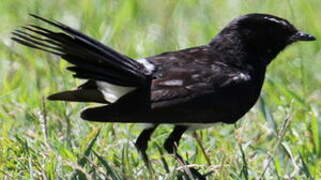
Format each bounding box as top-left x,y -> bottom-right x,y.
1,0 -> 321,179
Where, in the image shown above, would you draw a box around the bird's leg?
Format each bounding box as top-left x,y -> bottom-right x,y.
164,125 -> 188,154
164,125 -> 207,180
135,124 -> 159,169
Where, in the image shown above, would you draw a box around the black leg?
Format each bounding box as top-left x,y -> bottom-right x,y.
164,126 -> 208,180
164,125 -> 188,154
135,124 -> 158,169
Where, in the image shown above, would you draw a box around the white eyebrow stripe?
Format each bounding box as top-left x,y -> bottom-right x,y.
264,17 -> 288,26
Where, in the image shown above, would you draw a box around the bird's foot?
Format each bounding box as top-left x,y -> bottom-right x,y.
177,166 -> 213,180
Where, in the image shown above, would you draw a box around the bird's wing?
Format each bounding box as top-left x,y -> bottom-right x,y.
148,47 -> 252,109
80,46 -> 253,123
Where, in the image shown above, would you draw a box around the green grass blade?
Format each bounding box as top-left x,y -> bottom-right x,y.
239,144 -> 249,180
259,97 -> 278,134
93,151 -> 123,180
299,152 -> 315,180
71,129 -> 101,179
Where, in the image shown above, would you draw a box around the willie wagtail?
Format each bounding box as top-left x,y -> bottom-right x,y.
12,13 -> 316,179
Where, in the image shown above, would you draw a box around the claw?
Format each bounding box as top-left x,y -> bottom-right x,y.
177,166 -> 212,180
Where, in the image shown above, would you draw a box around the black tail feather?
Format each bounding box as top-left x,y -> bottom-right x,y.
48,89 -> 109,103
81,105 -> 116,122
28,14 -> 144,77
12,14 -> 148,87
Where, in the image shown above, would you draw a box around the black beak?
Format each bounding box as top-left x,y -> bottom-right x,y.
290,31 -> 316,42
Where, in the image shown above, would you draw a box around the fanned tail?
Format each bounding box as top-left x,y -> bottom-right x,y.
12,14 -> 151,104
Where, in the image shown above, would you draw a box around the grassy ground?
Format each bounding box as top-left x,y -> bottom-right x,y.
1,0 -> 321,179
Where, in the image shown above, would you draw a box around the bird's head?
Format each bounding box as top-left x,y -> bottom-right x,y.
211,14 -> 316,65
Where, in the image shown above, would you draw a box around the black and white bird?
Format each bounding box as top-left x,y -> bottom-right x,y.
12,13 -> 315,179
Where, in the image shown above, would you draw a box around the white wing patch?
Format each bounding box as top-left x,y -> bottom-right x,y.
96,81 -> 136,103
160,79 -> 184,86
95,58 -> 154,103
221,72 -> 251,87
233,72 -> 251,81
136,58 -> 155,74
